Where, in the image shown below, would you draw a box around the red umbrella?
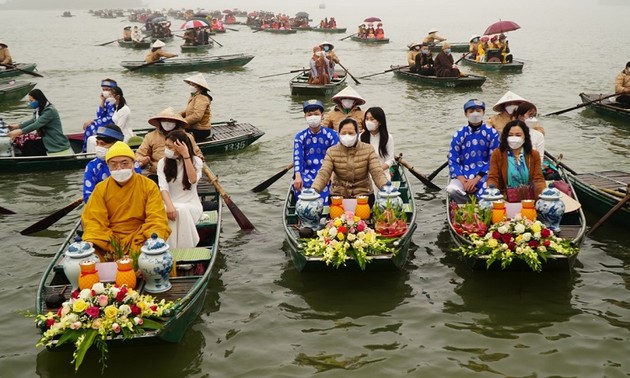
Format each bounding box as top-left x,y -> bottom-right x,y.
180,19 -> 208,29
483,20 -> 520,35
363,17 -> 381,23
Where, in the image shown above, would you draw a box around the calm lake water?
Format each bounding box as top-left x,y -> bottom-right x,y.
1,1 -> 629,377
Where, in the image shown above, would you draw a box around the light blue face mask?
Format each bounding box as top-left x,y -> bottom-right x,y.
28,100 -> 39,109
444,49 -> 451,55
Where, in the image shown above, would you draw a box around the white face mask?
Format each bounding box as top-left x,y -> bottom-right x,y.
524,117 -> 538,128
305,115 -> 321,128
340,99 -> 355,110
507,136 -> 525,150
110,168 -> 133,183
339,134 -> 357,147
505,104 -> 518,115
102,90 -> 112,98
161,121 -> 176,131
365,120 -> 378,131
95,146 -> 109,160
164,148 -> 177,159
467,111 -> 484,124
189,85 -> 198,94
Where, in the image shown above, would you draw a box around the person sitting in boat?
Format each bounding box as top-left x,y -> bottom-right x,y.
486,35 -> 502,62
476,36 -> 489,62
308,45 -> 331,85
136,107 -> 203,179
360,107 -> 395,183
183,27 -> 197,46
423,28 -> 446,46
468,35 -> 480,60
122,26 -> 132,41
513,102 -> 545,159
180,73 -> 212,142
323,86 -> 366,132
357,24 -> 367,38
81,141 -> 171,259
320,41 -> 339,79
293,99 -> 339,205
145,39 -> 177,63
487,91 -> 527,134
157,130 -> 204,248
110,86 -> 134,143
366,24 -> 376,39
311,118 -> 388,206
0,40 -> 13,67
487,120 -> 546,201
329,17 -> 337,28
414,43 -> 435,76
614,61 -> 630,108
320,18 -> 327,28
83,124 -> 141,203
446,99 -> 500,204
375,23 -> 385,39
7,89 -> 72,157
131,26 -> 143,42
434,43 -> 461,77
82,78 -> 117,153
407,43 -> 421,70
497,34 -> 513,63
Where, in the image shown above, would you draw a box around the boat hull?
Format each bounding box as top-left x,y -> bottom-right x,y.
461,57 -> 524,72
350,36 -> 389,44
121,54 -> 254,72
0,80 -> 37,104
180,43 -> 214,53
579,92 -> 630,122
311,27 -> 347,34
290,72 -> 347,96
0,63 -> 38,79
118,39 -> 151,49
391,66 -> 485,88
429,42 -> 468,53
568,170 -> 630,226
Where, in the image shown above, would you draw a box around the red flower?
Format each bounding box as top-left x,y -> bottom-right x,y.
508,242 -> 516,251
115,286 -> 128,302
528,240 -> 540,248
130,304 -> 141,315
71,289 -> 80,299
492,231 -> 501,240
46,318 -> 56,328
86,306 -> 100,318
543,240 -> 551,247
501,233 -> 513,243
150,305 -> 157,311
56,307 -> 63,317
541,228 -> 551,238
337,225 -> 347,234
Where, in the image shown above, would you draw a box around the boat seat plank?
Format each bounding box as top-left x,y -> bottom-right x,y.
171,247 -> 212,262
147,277 -> 200,302
556,225 -> 581,240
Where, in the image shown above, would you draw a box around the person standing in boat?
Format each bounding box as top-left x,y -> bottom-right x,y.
7,89 -> 72,156
468,35 -> 480,60
111,86 -> 134,143
180,73 -> 212,142
423,28 -> 446,46
446,99 -> 500,203
308,45 -> 330,85
487,91 -> 527,134
360,107 -> 395,182
614,61 -> 630,108
293,99 -> 339,205
434,43 -> 461,77
323,87 -> 366,132
144,39 -> 177,63
82,142 -> 171,259
414,43 -> 435,76
157,130 -> 204,248
0,40 -> 13,66
82,78 -> 117,153
320,41 -> 339,80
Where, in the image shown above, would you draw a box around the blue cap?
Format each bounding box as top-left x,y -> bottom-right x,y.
303,99 -> 324,113
100,78 -> 117,88
96,126 -> 124,142
464,99 -> 485,111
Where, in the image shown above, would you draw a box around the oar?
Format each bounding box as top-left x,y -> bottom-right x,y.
252,28 -> 264,33
395,154 -> 441,190
547,153 -> 578,176
545,93 -> 619,116
208,36 -> 223,47
129,56 -> 176,71
225,27 -> 239,32
0,63 -> 44,78
259,68 -> 307,79
95,38 -> 120,46
427,161 -> 448,181
0,205 -> 16,215
454,52 -> 471,65
587,184 -> 630,236
20,197 -> 83,235
336,61 -> 360,85
358,65 -> 408,79
251,163 -> 294,192
202,163 -> 255,231
339,33 -> 356,41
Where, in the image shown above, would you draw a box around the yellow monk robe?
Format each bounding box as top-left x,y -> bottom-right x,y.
82,173 -> 171,255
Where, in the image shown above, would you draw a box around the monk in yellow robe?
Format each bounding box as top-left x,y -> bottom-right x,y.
82,141 -> 170,258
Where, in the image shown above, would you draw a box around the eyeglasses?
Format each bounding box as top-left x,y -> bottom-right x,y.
107,160 -> 133,170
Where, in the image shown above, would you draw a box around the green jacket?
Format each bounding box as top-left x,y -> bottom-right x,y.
20,105 -> 71,153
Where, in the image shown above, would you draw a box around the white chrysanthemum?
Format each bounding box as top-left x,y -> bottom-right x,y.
522,232 -> 532,242
92,282 -> 105,294
514,223 -> 526,234
497,225 -> 509,234
79,289 -> 92,300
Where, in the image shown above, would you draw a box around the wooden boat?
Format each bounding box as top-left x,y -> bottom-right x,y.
579,93 -> 630,122
36,181 -> 221,345
461,56 -> 524,72
180,43 -> 213,53
391,65 -> 486,88
282,163 -> 417,271
149,35 -> 174,43
350,35 -> 389,44
263,28 -> 298,34
118,39 -> 151,49
447,154 -> 586,271
290,71 -> 347,96
121,54 -> 255,72
0,79 -> 37,104
0,63 -> 38,79
311,27 -> 347,34
429,42 -> 469,53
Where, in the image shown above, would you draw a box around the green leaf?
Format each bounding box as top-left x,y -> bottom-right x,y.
140,318 -> 164,330
74,329 -> 98,372
56,329 -> 81,347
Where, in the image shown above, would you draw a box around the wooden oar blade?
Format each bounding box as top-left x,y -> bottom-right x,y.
427,161 -> 448,181
587,184 -> 630,236
409,168 -> 442,190
224,197 -> 255,231
0,205 -> 16,215
251,163 -> 293,192
545,93 -> 618,116
20,198 -> 83,235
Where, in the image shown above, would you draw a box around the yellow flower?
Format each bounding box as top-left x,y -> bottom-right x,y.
72,299 -> 89,313
333,219 -> 342,227
531,222 -> 541,234
353,216 -> 360,222
337,232 -> 345,241
515,235 -> 523,243
488,239 -> 498,248
104,305 -> 119,319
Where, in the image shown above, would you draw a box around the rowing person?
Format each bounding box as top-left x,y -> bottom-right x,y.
614,61 -> 630,108
308,45 -> 330,85
145,39 -> 177,63
320,41 -> 339,80
0,40 -> 13,66
423,28 -> 446,46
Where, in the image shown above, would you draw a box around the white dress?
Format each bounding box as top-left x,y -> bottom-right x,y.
365,131 -> 395,191
112,104 -> 134,142
157,156 -> 203,248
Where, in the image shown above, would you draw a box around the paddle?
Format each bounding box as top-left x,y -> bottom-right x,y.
259,68 -> 308,79
202,163 -> 255,231
358,65 -> 408,79
208,36 -> 223,47
96,38 -> 120,46
129,56 -> 176,71
545,93 -> 619,116
20,197 -> 83,235
395,154 -> 441,190
251,163 -> 294,192
225,27 -> 239,32
336,61 -> 360,85
0,63 -> 44,78
427,161 -> 449,181
547,153 -> 578,176
455,52 -> 471,65
587,184 -> 630,236
0,205 -> 16,215
252,28 -> 264,33
339,33 -> 357,41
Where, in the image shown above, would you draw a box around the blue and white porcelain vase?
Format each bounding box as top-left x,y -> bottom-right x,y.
295,188 -> 324,230
536,184 -> 565,233
62,236 -> 98,291
139,233 -> 173,293
0,119 -> 14,157
376,181 -> 403,212
479,184 -> 504,211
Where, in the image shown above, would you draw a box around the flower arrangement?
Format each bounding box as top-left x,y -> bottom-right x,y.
35,283 -> 176,372
449,198 -> 492,237
457,216 -> 578,272
301,211 -> 395,270
372,199 -> 408,237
